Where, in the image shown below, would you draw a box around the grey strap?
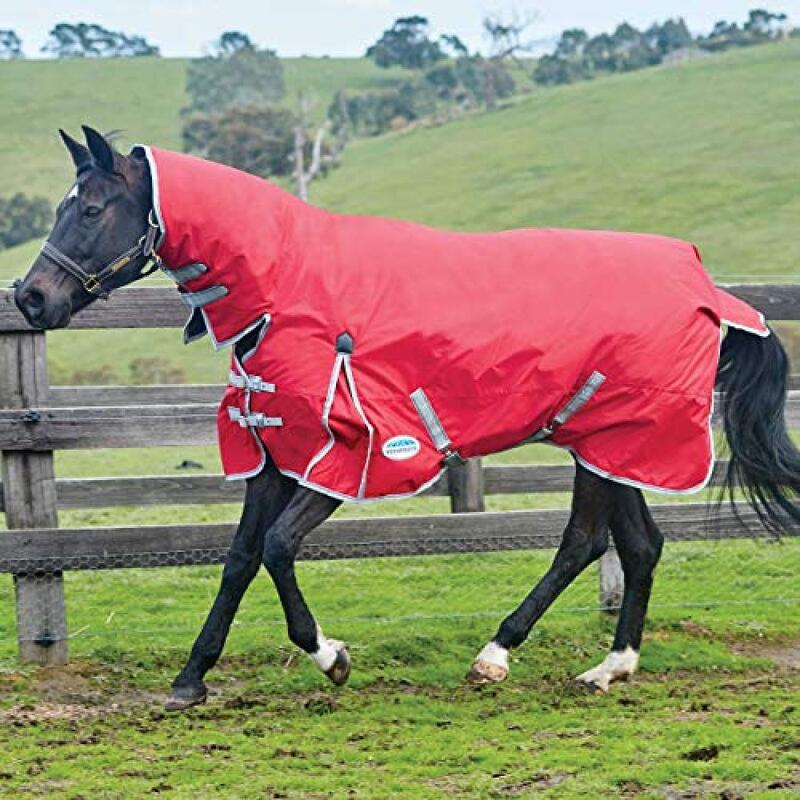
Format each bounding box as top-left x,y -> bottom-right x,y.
531,371 -> 606,442
228,407 -> 283,428
180,284 -> 228,309
162,262 -> 208,284
410,388 -> 451,452
229,371 -> 275,393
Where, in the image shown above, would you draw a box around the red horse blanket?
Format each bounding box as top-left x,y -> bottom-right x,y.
140,146 -> 769,501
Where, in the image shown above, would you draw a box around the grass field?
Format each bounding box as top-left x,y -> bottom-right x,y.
1,42 -> 799,798
0,539 -> 797,798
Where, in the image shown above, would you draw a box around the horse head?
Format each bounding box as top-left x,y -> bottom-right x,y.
14,126 -> 155,329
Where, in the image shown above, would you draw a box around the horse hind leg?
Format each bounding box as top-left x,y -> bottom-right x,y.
574,486 -> 664,693
468,463 -> 617,684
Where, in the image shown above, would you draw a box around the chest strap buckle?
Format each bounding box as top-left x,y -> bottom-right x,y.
228,371 -> 276,393
228,407 -> 283,428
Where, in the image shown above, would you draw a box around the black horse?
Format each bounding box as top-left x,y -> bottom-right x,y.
14,127 -> 800,711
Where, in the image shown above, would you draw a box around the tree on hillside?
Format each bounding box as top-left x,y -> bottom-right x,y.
366,16 -> 445,69
185,45 -> 285,113
182,104 -> 297,178
0,194 -> 52,249
0,29 -> 23,59
645,18 -> 693,56
482,7 -> 538,60
213,31 -> 255,56
744,9 -> 789,37
41,23 -> 159,58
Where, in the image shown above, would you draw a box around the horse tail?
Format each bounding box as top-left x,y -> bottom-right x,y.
716,326 -> 800,535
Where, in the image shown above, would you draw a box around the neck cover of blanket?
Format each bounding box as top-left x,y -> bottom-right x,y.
138,146 -> 769,502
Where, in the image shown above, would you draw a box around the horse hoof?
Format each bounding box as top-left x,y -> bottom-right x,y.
324,645 -> 351,686
573,677 -> 606,694
466,658 -> 508,685
164,683 -> 208,712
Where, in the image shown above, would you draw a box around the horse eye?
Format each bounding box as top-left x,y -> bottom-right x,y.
84,205 -> 103,219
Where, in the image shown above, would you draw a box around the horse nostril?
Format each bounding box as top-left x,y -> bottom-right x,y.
25,288 -> 46,313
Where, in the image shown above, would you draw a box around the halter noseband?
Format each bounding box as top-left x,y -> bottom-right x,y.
38,210 -> 163,300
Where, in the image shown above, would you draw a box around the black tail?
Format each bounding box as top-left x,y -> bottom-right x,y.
716,327 -> 800,535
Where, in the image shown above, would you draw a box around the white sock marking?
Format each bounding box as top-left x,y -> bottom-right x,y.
476,641 -> 509,670
576,646 -> 639,692
309,626 -> 338,672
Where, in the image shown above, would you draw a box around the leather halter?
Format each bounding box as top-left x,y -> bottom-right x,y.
38,210 -> 163,300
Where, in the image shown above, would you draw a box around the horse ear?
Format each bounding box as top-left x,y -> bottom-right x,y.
82,125 -> 116,172
59,129 -> 91,170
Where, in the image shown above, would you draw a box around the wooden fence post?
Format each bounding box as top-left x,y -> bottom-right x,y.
598,548 -> 624,614
0,330 -> 67,665
447,458 -> 485,513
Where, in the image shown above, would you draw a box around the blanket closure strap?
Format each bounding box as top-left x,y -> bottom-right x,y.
529,371 -> 607,442
410,388 -> 464,466
228,371 -> 275,393
227,407 -> 283,428
303,332 -> 374,499
162,262 -> 208,284
180,284 -> 228,308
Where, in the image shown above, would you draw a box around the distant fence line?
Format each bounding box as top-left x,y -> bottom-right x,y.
0,285 -> 797,666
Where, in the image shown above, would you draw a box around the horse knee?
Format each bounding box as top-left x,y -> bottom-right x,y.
563,523 -> 609,567
221,549 -> 261,589
262,528 -> 293,577
620,532 -> 663,581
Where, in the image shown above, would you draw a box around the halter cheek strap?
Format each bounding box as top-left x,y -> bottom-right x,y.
38,211 -> 162,300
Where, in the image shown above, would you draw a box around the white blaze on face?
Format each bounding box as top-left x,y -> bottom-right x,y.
575,646 -> 639,692
65,184 -> 79,201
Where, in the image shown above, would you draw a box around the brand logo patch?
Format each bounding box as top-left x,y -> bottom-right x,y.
382,435 -> 421,461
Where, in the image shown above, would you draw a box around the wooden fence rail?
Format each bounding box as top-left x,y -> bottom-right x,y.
0,285 -> 796,665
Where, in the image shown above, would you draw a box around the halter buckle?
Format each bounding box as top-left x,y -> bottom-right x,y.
82,275 -> 103,295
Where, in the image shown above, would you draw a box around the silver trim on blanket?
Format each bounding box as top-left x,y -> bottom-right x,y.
529,371 -> 607,442
410,388 -> 452,453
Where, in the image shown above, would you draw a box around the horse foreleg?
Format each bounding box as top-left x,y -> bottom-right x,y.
574,487 -> 663,693
166,463 -> 296,711
261,489 -> 347,684
468,463 -> 617,684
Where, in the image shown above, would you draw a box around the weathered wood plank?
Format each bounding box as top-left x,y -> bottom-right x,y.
0,284 -> 799,334
0,287 -> 187,332
50,384 -> 224,407
0,331 -> 67,665
0,404 -> 218,449
724,285 -> 800,321
447,458 -> 485,512
0,387 -> 798,450
53,474 -> 244,508
0,504 -> 777,573
0,460 -> 738,512
598,549 -> 624,613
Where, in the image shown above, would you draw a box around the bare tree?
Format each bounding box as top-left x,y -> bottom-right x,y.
292,95 -> 340,202
482,6 -> 539,60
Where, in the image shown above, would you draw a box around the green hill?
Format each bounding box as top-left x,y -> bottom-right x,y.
0,43 -> 798,385
316,42 -> 800,282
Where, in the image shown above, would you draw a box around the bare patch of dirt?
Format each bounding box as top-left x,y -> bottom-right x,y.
492,772 -> 572,796
728,639 -> 800,670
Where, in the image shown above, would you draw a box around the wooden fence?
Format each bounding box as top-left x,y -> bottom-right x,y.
0,285 -> 798,666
